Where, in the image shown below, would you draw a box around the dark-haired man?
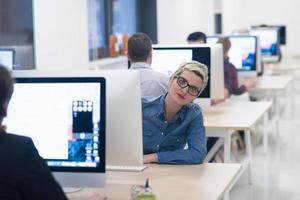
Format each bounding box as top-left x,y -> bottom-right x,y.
186,31 -> 207,44
128,32 -> 169,97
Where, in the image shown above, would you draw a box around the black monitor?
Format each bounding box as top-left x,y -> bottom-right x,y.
0,48 -> 15,70
276,25 -> 286,45
151,44 -> 225,100
4,75 -> 106,187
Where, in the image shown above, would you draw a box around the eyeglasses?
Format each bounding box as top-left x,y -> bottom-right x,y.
175,76 -> 201,96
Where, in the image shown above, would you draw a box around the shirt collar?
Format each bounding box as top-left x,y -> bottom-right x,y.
156,93 -> 187,122
130,62 -> 152,70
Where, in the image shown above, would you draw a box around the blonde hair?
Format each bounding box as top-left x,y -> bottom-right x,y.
217,37 -> 231,56
171,61 -> 209,92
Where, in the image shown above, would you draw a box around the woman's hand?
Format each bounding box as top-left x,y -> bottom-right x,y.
143,153 -> 158,163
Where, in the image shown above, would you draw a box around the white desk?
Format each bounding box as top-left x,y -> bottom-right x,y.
252,75 -> 292,91
68,163 -> 242,200
249,75 -> 293,135
203,100 -> 271,187
267,63 -> 300,72
266,63 -> 298,117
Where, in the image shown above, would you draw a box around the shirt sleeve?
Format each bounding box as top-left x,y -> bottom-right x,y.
157,112 -> 207,164
19,138 -> 68,200
231,85 -> 247,95
224,63 -> 232,95
228,64 -> 247,95
141,80 -> 168,97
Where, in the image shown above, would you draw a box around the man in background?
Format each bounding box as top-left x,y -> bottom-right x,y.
186,31 -> 207,44
128,32 -> 169,97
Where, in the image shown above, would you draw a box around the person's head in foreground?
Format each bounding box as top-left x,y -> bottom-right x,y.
166,61 -> 208,107
142,61 -> 209,164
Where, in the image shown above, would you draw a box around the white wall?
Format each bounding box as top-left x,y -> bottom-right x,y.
33,0 -> 89,70
157,0 -> 214,44
222,0 -> 300,55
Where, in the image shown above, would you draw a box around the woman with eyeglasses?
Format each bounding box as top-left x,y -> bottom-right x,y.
142,61 -> 208,164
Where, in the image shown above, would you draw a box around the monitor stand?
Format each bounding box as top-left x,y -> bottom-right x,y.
106,165 -> 147,172
263,56 -> 279,63
63,187 -> 83,193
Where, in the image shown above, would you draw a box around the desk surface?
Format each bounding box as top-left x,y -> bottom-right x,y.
267,63 -> 300,71
203,101 -> 272,130
250,75 -> 293,91
68,163 -> 242,200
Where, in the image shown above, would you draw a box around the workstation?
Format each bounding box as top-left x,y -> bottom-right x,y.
0,1 -> 299,200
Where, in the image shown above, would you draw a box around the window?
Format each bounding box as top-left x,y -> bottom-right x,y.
88,0 -> 107,60
88,0 -> 138,60
0,0 -> 34,69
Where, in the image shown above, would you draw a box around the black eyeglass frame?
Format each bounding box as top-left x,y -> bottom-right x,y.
174,75 -> 202,97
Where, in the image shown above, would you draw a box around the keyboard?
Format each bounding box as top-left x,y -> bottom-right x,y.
106,165 -> 147,172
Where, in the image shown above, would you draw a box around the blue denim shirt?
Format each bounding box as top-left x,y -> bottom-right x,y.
142,95 -> 207,164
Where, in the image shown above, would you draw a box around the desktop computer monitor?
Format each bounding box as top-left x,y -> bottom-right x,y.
249,27 -> 280,62
5,72 -> 106,187
227,36 -> 257,72
207,35 -> 262,76
11,70 -> 145,172
152,44 -> 224,102
252,25 -> 286,45
0,48 -> 15,70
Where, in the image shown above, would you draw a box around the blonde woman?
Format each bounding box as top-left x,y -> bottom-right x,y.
142,61 -> 208,164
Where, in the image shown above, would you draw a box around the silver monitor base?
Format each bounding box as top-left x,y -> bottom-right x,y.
106,165 -> 147,172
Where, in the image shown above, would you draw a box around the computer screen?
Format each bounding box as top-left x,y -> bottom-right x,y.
0,49 -> 15,70
152,44 -> 224,100
228,36 -> 257,71
152,46 -> 211,98
207,36 -> 257,71
249,27 -> 279,57
252,25 -> 286,45
4,75 -> 106,187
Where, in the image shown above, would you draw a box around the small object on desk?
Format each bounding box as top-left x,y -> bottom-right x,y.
131,178 -> 156,200
270,72 -> 281,76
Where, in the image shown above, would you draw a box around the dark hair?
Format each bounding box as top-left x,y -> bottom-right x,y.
186,32 -> 207,43
0,65 -> 14,118
127,32 -> 152,62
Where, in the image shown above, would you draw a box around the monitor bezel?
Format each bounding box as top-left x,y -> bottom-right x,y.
0,48 -> 16,70
13,76 -> 106,173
